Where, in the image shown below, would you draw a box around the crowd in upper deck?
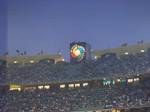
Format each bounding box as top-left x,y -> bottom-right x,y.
2,48 -> 149,84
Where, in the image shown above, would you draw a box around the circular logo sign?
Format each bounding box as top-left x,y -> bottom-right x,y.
71,44 -> 86,62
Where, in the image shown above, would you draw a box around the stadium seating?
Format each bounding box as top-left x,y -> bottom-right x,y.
0,48 -> 150,112
1,84 -> 150,112
5,49 -> 150,84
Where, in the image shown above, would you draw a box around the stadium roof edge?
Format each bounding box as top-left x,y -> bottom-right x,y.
93,42 -> 150,58
0,54 -> 64,64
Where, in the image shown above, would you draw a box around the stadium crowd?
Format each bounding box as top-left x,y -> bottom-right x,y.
5,48 -> 150,84
0,82 -> 150,112
0,48 -> 150,112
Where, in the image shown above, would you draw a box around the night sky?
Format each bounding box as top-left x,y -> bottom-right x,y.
1,0 -> 150,61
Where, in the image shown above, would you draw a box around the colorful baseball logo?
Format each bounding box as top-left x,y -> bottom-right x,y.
71,44 -> 85,61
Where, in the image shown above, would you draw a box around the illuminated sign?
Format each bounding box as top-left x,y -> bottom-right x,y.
70,44 -> 86,62
10,84 -> 21,91
102,80 -> 115,86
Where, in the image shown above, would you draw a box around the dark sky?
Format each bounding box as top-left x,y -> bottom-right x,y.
1,0 -> 150,61
0,0 -> 7,55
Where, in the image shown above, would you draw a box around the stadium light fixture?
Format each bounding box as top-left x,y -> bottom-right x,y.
30,60 -> 34,63
95,56 -> 97,59
128,78 -> 133,83
10,88 -> 21,91
117,79 -> 120,82
83,83 -> 88,87
134,78 -> 139,82
75,83 -> 80,87
10,84 -> 21,91
38,85 -> 44,89
140,49 -> 145,53
60,84 -> 66,89
68,84 -> 74,88
44,85 -> 50,89
124,52 -> 129,55
14,60 -> 18,64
